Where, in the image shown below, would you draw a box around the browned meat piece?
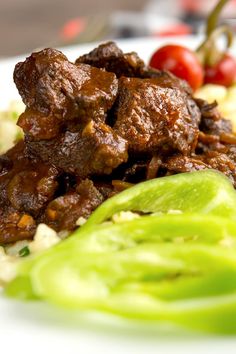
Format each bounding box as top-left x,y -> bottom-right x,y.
93,181 -> 115,199
0,141 -> 59,216
123,161 -> 148,182
165,152 -> 236,186
228,145 -> 236,163
201,117 -> 232,136
14,48 -> 118,139
164,155 -> 209,173
196,99 -> 232,136
0,141 -> 60,244
141,68 -> 192,95
26,121 -> 128,177
7,166 -> 58,216
195,99 -> 221,121
76,41 -> 193,97
0,208 -> 36,244
41,179 -> 104,231
201,151 -> 236,186
75,41 -> 146,78
15,48 -> 127,176
113,77 -> 200,155
17,108 -> 61,140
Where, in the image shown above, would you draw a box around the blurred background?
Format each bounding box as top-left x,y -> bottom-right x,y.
1,0 -> 236,57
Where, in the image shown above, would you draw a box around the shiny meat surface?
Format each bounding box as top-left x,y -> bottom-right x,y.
164,155 -> 209,173
201,151 -> 236,186
0,207 -> 36,244
0,142 -> 111,244
76,41 -> 146,78
114,77 -> 200,154
0,141 -> 59,243
41,179 -> 104,231
164,152 -> 236,186
1,41 -> 236,245
25,121 -> 128,177
14,48 -> 118,139
0,141 -> 59,215
196,99 -> 232,136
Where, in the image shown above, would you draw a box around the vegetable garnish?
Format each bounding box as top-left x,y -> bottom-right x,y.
5,170 -> 236,334
149,45 -> 203,91
149,0 -> 236,89
204,53 -> 236,87
19,246 -> 30,257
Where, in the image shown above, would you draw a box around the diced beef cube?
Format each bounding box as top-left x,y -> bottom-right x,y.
25,121 -> 128,177
201,151 -> 236,186
0,141 -> 59,214
113,77 -> 200,155
0,141 -> 60,244
0,207 -> 36,244
196,99 -> 233,136
41,179 -> 104,231
75,41 -> 146,78
164,155 -> 209,173
14,48 -> 118,139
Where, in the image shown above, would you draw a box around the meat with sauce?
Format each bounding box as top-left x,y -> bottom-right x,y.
0,141 -> 59,243
1,41 -> 236,245
113,76 -> 200,155
25,121 -> 128,177
75,41 -> 146,78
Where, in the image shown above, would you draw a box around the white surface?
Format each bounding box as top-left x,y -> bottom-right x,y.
1,295 -> 236,354
1,36 -> 236,353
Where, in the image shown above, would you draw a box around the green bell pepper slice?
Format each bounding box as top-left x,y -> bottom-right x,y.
6,213 -> 236,333
85,170 -> 236,227
5,170 -> 236,334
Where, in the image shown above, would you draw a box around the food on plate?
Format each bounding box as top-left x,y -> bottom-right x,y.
1,41 -> 236,247
1,33 -> 236,333
6,170 -> 236,334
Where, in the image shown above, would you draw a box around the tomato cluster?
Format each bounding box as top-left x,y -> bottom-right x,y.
149,44 -> 236,91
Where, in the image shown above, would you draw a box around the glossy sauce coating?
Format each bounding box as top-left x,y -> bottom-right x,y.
1,42 -> 236,244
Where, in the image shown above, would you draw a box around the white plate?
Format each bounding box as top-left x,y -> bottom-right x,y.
1,36 -> 236,354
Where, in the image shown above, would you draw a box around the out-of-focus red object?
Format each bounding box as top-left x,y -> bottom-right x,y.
149,44 -> 204,91
154,23 -> 192,37
180,0 -> 236,16
204,54 -> 236,87
61,17 -> 86,40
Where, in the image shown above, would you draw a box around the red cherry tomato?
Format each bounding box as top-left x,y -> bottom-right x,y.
204,54 -> 236,87
149,44 -> 204,91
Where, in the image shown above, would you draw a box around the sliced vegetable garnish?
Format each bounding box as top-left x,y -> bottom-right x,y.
85,170 -> 236,227
6,212 -> 236,333
5,170 -> 236,333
